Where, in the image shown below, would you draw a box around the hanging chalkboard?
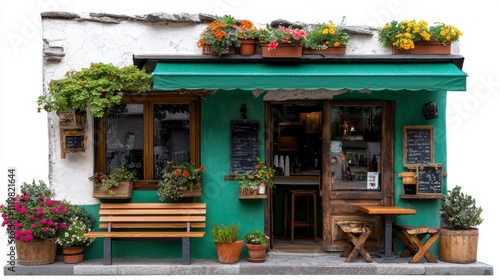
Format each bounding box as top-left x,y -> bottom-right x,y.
63,132 -> 86,151
403,126 -> 434,168
230,121 -> 259,174
416,164 -> 443,194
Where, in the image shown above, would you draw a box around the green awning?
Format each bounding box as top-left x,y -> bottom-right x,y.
152,62 -> 467,91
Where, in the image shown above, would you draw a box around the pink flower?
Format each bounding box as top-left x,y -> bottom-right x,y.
46,199 -> 54,206
59,223 -> 66,230
21,235 -> 33,242
268,41 -> 278,51
18,206 -> 26,214
42,228 -> 50,233
48,219 -> 54,227
28,216 -> 35,221
21,195 -> 30,201
31,223 -> 37,229
40,219 -> 48,225
14,230 -> 21,239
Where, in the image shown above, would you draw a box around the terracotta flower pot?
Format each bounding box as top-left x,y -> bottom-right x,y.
246,243 -> 268,262
239,39 -> 257,56
260,42 -> 303,58
214,241 -> 244,264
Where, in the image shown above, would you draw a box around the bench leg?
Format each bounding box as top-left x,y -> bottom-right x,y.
182,237 -> 191,265
408,233 -> 439,263
103,238 -> 112,265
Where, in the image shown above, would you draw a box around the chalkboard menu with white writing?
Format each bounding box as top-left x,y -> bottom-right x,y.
403,126 -> 434,168
417,164 -> 443,194
230,121 -> 259,174
64,134 -> 86,150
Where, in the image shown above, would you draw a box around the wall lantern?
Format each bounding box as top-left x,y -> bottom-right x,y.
423,102 -> 438,120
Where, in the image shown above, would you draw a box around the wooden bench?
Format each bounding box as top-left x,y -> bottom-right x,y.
393,224 -> 439,263
82,203 -> 206,265
338,223 -> 373,262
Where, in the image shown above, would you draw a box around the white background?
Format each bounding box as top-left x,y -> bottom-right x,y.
1,1 -> 498,280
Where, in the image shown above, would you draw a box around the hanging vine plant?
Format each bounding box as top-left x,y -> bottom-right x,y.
37,62 -> 152,118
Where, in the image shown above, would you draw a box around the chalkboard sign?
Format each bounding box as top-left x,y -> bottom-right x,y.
63,133 -> 86,151
230,121 -> 259,174
416,164 -> 443,194
403,126 -> 434,168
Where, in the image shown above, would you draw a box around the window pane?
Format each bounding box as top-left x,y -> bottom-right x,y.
106,104 -> 144,179
153,104 -> 190,179
330,105 -> 381,190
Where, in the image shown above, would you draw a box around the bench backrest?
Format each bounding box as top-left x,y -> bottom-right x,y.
98,203 -> 206,232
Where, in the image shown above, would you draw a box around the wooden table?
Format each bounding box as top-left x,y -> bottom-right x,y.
356,205 -> 416,261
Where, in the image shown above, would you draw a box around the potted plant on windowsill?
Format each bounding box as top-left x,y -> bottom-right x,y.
157,161 -> 205,201
243,230 -> 269,262
303,18 -> 349,55
197,15 -> 241,56
212,223 -> 243,264
89,166 -> 136,199
56,204 -> 96,264
0,180 -> 69,265
378,19 -> 462,54
37,62 -> 152,118
258,24 -> 308,58
439,185 -> 483,263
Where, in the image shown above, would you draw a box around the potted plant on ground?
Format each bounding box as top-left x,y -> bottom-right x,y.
243,230 -> 269,262
157,161 -> 205,201
89,166 -> 136,199
197,15 -> 241,56
258,24 -> 308,58
37,62 -> 152,118
303,18 -> 350,55
211,222 -> 243,264
56,204 -> 96,264
0,180 -> 69,265
439,185 -> 483,263
378,19 -> 462,54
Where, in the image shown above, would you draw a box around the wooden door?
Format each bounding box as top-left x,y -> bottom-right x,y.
321,101 -> 394,252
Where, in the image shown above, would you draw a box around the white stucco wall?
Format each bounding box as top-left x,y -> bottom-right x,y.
2,0 -> 499,272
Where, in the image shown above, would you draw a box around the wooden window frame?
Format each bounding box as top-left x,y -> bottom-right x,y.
94,93 -> 201,190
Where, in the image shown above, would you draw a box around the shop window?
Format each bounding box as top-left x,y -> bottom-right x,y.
330,104 -> 383,191
95,95 -> 200,190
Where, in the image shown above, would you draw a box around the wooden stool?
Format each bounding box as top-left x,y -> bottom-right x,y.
393,224 -> 439,263
338,223 -> 373,262
283,190 -> 317,243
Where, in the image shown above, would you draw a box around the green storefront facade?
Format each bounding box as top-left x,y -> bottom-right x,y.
81,55 -> 466,260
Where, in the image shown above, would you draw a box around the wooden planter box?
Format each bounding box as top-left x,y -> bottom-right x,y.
181,185 -> 202,197
93,181 -> 133,199
392,41 -> 451,55
59,109 -> 86,130
303,45 -> 346,55
260,42 -> 303,58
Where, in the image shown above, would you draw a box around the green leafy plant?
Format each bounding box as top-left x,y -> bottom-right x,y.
56,204 -> 95,247
211,223 -> 239,243
157,161 -> 205,201
88,166 -> 136,196
0,180 -> 69,242
304,18 -> 350,50
197,15 -> 241,55
439,185 -> 483,230
37,62 -> 152,117
378,19 -> 462,50
243,230 -> 269,246
258,24 -> 308,51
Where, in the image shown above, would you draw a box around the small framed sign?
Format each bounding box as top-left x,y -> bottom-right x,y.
61,131 -> 87,158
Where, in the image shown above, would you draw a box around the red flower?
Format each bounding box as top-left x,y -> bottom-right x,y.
175,169 -> 181,175
183,171 -> 189,178
200,166 -> 205,172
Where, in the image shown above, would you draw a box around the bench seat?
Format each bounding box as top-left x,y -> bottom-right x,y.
83,202 -> 206,265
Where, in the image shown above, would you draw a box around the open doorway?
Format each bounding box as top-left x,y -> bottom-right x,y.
266,102 -> 324,253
